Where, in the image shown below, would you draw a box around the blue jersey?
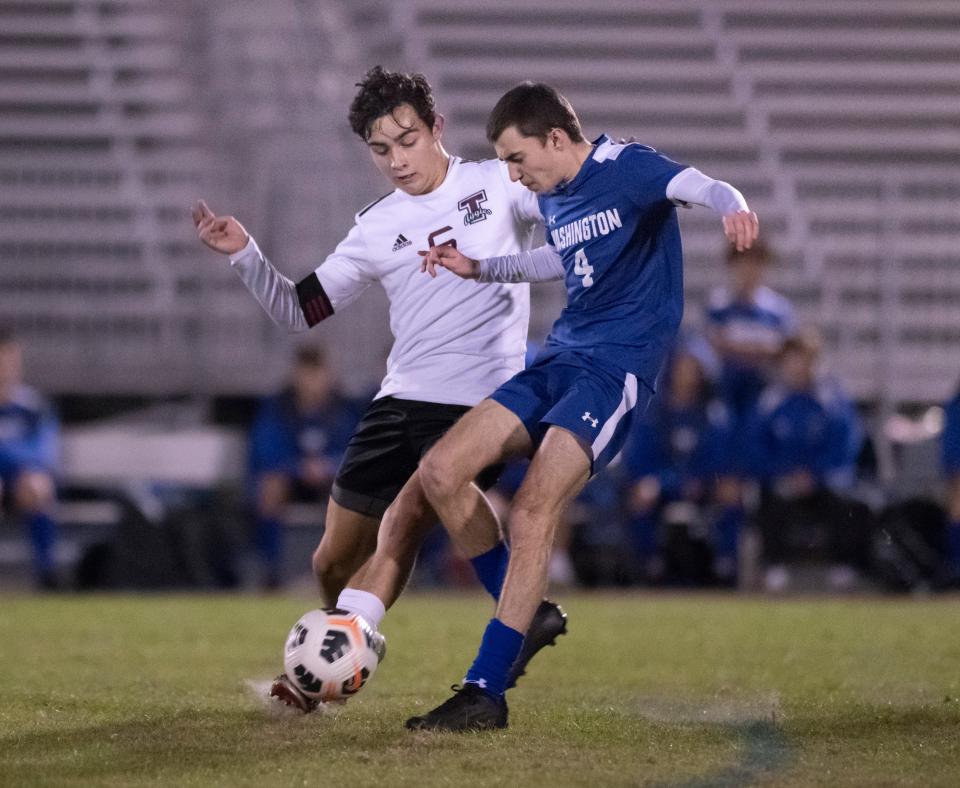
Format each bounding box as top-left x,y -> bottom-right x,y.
249,391 -> 360,478
706,285 -> 796,415
622,399 -> 735,498
536,135 -> 687,388
747,380 -> 862,490
942,392 -> 960,475
0,385 -> 59,480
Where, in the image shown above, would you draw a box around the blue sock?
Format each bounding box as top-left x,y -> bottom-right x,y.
465,618 -> 524,697
947,520 -> 960,571
27,512 -> 58,578
714,506 -> 744,560
255,516 -> 283,573
469,542 -> 509,600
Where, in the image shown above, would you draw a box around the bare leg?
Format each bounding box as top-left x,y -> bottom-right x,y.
420,399 -> 532,545
14,470 -> 59,585
495,427 -> 590,634
352,473 -> 436,609
311,499 -> 379,606
356,470 -> 507,610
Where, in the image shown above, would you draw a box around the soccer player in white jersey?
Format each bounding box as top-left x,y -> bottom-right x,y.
408,83 -> 758,730
192,67 -> 567,711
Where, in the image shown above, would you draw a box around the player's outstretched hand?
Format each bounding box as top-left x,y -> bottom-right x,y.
722,209 -> 759,252
192,199 -> 250,256
418,246 -> 480,279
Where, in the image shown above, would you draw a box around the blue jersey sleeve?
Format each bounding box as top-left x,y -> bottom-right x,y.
699,401 -> 738,477
619,145 -> 687,209
0,408 -> 60,474
249,396 -> 299,476
621,416 -> 681,495
743,404 -> 775,482
621,418 -> 663,480
821,399 -> 862,489
942,394 -> 960,475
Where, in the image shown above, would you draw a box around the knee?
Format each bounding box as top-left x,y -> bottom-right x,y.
714,477 -> 742,508
419,448 -> 459,503
257,472 -> 290,518
311,542 -> 343,586
13,471 -> 55,514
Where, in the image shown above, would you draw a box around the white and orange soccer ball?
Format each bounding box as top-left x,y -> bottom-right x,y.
283,608 -> 385,702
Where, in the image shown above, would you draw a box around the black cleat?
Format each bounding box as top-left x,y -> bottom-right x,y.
506,599 -> 568,689
269,673 -> 318,713
405,684 -> 508,731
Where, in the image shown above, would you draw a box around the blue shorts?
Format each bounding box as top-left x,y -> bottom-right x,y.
490,350 -> 654,475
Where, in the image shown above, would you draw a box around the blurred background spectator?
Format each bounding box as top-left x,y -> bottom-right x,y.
940,385 -> 960,587
0,328 -> 61,589
746,331 -> 871,592
705,242 -> 797,422
249,345 -> 360,588
620,337 -> 743,587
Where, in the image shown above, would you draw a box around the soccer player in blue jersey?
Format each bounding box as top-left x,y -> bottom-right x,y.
705,241 -> 797,420
621,339 -> 742,585
940,387 -> 960,585
746,332 -> 866,592
0,328 -> 61,589
409,82 -> 758,730
249,346 -> 360,588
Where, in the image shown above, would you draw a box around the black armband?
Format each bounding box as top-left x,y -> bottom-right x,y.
296,272 -> 334,327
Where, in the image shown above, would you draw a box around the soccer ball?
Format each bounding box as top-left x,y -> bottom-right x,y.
282,608 -> 385,702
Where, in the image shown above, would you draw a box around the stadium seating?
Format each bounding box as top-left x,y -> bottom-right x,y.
1,0 -> 958,405
406,0 -> 960,403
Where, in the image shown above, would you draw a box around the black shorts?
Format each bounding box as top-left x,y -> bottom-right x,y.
332,396 -> 500,519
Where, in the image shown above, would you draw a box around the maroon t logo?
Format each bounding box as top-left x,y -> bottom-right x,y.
458,190 -> 492,226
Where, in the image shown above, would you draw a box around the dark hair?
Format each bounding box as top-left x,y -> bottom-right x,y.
0,324 -> 15,346
348,66 -> 437,140
295,345 -> 326,368
486,82 -> 584,145
780,330 -> 821,359
726,239 -> 772,265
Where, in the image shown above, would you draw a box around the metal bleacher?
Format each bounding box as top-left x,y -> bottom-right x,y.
0,0 -> 391,397
0,0 -> 958,407
401,0 -> 960,405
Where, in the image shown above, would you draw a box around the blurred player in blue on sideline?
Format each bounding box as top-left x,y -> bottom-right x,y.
0,327 -> 61,589
620,337 -> 742,586
746,331 -> 868,592
249,345 -> 360,589
412,81 -> 758,730
940,385 -> 960,585
705,241 -> 796,421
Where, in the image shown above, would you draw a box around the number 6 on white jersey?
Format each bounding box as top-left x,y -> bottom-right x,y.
573,248 -> 594,287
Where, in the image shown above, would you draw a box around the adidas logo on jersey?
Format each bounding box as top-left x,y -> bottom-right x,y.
392,234 -> 411,252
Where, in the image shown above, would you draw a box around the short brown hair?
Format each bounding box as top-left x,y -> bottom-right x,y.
295,345 -> 326,368
348,66 -> 437,141
726,239 -> 773,266
486,82 -> 585,145
780,330 -> 821,359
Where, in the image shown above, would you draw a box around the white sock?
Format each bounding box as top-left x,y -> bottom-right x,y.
336,588 -> 386,630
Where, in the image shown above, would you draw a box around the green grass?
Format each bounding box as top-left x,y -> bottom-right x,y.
1,592 -> 959,787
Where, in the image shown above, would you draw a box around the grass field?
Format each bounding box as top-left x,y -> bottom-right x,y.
2,591 -> 959,787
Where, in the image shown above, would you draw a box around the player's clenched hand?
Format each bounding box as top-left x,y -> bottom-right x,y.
722,209 -> 759,252
418,245 -> 480,279
192,199 -> 250,255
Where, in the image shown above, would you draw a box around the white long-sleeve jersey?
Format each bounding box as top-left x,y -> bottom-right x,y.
230,156 -> 541,406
